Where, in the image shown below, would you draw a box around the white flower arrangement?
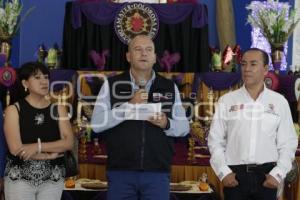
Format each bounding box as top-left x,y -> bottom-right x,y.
0,0 -> 34,40
246,0 -> 300,50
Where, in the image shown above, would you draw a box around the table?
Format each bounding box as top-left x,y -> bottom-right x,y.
62,190 -> 216,200
62,183 -> 217,200
77,156 -> 300,200
78,164 -> 223,199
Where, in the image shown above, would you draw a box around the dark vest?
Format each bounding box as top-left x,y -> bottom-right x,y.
106,71 -> 175,172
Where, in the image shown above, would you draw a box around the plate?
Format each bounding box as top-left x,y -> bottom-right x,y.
170,184 -> 192,191
81,182 -> 108,189
179,180 -> 198,185
76,178 -> 101,184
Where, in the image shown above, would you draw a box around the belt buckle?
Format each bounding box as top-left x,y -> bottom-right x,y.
246,164 -> 257,172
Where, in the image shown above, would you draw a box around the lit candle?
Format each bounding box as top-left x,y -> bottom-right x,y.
57,94 -> 60,105
207,89 -> 214,117
77,100 -> 82,124
6,90 -> 10,107
62,87 -> 67,105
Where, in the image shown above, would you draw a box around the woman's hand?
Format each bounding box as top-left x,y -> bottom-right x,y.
16,143 -> 38,160
28,152 -> 64,160
46,152 -> 64,160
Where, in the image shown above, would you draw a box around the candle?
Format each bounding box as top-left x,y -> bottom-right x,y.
77,100 -> 82,124
6,90 -> 10,106
62,87 -> 67,105
207,89 -> 214,117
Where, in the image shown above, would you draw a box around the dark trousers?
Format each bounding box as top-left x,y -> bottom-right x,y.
224,163 -> 277,200
106,170 -> 170,200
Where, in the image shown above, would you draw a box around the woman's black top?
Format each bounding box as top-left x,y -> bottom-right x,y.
5,98 -> 65,187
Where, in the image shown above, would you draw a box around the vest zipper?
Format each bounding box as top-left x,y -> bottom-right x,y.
140,121 -> 145,169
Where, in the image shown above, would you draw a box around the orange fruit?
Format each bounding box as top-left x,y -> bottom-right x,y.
198,182 -> 209,191
65,179 -> 76,188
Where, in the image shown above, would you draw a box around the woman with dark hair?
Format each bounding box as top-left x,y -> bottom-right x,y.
3,62 -> 74,200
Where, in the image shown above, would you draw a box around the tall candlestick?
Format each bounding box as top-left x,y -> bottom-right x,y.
207,88 -> 214,117
62,87 -> 67,105
6,90 -> 10,106
77,100 -> 82,125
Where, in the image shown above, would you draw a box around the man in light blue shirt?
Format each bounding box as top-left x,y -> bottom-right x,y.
91,34 -> 189,200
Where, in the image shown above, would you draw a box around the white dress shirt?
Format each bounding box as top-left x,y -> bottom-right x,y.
208,85 -> 298,182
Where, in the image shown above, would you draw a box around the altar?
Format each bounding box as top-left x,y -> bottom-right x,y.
46,69 -> 300,200
77,157 -> 300,200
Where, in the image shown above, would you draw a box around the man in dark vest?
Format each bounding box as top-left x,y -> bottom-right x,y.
91,34 -> 189,200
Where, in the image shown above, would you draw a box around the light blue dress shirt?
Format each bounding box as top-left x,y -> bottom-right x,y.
91,71 -> 190,137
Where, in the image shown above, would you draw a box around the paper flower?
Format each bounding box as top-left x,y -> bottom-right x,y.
158,50 -> 181,73
222,45 -> 234,65
89,49 -> 109,70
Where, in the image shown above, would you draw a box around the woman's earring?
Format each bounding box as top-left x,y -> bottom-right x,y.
24,87 -> 28,92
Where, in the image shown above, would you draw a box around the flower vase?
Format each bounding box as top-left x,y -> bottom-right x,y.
0,40 -> 11,65
271,50 -> 283,73
271,45 -> 284,74
0,39 -> 15,107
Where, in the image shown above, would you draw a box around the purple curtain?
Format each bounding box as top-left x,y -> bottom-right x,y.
72,1 -> 208,29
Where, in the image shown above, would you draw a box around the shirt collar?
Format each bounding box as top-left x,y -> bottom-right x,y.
241,84 -> 268,101
129,69 -> 156,90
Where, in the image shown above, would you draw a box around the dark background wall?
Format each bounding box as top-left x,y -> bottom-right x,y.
11,0 -> 295,69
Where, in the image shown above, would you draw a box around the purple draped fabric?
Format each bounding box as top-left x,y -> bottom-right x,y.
279,75 -> 297,102
50,69 -> 77,91
0,54 -> 6,67
72,1 -> 208,29
201,72 -> 241,90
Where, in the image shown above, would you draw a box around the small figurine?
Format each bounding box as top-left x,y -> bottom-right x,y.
37,44 -> 47,63
93,138 -> 102,155
211,51 -> 222,71
198,173 -> 209,191
46,48 -> 58,69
